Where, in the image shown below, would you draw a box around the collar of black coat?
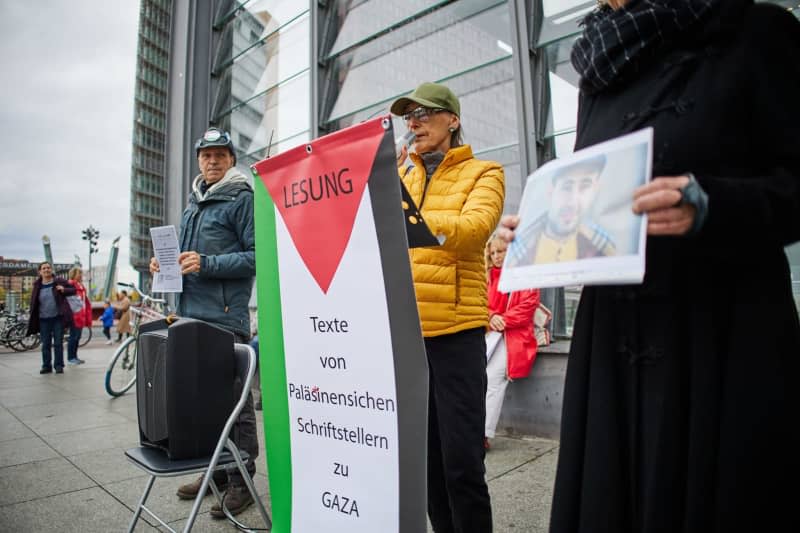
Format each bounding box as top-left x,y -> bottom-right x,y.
572,0 -> 750,94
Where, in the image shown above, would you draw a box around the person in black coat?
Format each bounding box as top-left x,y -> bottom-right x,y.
27,262 -> 75,374
500,1 -> 800,531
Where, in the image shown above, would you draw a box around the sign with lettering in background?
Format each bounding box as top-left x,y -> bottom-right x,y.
251,116 -> 428,533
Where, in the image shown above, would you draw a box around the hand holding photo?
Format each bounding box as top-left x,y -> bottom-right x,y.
500,128 -> 652,291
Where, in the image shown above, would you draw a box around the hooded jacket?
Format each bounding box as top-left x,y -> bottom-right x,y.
401,145 -> 505,337
177,166 -> 255,338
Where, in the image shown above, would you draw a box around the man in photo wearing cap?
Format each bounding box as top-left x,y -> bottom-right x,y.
392,82 -> 504,533
150,127 -> 259,517
506,154 -> 615,267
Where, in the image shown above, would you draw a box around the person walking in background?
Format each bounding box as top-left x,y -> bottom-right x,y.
150,126 -> 258,517
498,1 -> 800,530
391,82 -> 504,533
483,234 -> 539,451
26,262 -> 75,374
114,290 -> 131,342
65,267 -> 91,365
101,300 -> 114,345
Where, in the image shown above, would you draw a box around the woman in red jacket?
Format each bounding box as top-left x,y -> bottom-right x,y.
66,267 -> 92,365
484,233 -> 540,449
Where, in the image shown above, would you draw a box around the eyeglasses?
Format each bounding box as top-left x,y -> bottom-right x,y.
402,107 -> 446,123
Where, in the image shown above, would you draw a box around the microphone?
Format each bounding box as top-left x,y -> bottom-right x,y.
396,131 -> 416,159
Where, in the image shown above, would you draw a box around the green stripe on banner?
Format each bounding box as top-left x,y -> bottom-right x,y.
253,174 -> 292,532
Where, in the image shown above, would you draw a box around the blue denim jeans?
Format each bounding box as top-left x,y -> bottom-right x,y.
67,326 -> 82,361
40,316 -> 65,370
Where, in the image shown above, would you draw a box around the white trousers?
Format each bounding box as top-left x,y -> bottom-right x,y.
485,336 -> 509,438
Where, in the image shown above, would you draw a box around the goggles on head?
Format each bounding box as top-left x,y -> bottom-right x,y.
194,128 -> 234,152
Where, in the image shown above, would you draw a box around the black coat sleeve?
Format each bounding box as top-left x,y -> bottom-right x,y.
699,6 -> 800,248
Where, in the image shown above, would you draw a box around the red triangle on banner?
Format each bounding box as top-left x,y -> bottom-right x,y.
252,118 -> 387,293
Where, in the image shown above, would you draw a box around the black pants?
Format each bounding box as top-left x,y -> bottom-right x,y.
425,327 -> 492,533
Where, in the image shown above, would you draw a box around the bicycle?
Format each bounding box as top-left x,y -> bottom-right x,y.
104,282 -> 170,397
0,311 -> 40,352
0,312 -> 21,350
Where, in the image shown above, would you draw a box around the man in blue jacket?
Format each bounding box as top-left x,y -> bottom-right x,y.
150,127 -> 257,517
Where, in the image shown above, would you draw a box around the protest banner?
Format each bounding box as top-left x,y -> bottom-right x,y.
251,116 -> 428,532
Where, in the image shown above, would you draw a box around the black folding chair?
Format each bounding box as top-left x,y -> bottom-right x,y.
124,343 -> 271,532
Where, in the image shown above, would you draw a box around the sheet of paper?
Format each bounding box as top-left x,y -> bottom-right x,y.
150,225 -> 182,293
485,331 -> 502,362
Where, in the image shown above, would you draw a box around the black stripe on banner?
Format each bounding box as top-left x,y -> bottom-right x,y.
367,121 -> 429,533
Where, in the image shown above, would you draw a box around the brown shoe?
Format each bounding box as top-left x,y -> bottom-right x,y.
210,484 -> 254,518
176,474 -> 229,500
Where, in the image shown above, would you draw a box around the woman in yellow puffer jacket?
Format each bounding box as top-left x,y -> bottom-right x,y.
391,82 -> 504,533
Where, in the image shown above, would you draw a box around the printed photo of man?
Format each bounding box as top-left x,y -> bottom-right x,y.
506,153 -> 615,267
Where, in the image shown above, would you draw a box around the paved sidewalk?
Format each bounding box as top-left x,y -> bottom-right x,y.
0,334 -> 557,532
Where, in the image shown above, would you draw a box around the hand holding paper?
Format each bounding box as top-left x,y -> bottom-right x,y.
632,175 -> 696,235
178,251 -> 202,274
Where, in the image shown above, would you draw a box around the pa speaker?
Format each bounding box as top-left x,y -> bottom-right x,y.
136,318 -> 235,459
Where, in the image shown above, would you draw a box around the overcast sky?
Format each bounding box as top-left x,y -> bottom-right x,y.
0,1 -> 141,284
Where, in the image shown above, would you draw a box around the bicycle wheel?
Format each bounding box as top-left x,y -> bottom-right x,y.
78,326 -> 92,347
26,334 -> 41,351
6,323 -> 33,352
0,327 -> 18,351
105,336 -> 137,397
12,324 -> 40,352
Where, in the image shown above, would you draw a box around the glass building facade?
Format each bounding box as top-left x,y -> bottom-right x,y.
131,0 -> 800,320
130,0 -> 172,277
211,1 -> 311,167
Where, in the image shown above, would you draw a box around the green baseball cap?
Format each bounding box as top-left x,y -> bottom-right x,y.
390,82 -> 460,117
